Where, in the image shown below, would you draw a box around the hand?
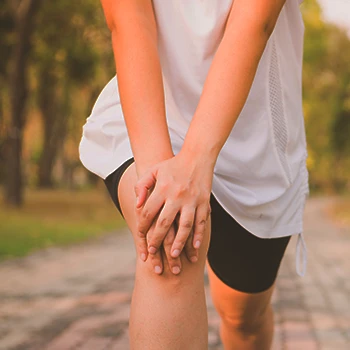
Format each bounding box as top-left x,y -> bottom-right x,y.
134,152 -> 213,263
135,175 -> 200,275
142,217 -> 199,275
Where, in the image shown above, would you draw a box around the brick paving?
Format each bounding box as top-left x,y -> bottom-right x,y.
0,197 -> 349,349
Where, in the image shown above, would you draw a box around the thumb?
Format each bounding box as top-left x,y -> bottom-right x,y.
134,170 -> 157,208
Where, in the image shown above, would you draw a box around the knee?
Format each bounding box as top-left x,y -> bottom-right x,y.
152,267 -> 188,293
208,266 -> 274,336
219,303 -> 272,335
138,257 -> 205,296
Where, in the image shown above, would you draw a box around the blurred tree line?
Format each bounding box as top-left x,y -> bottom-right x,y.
0,0 -> 114,206
302,0 -> 350,193
0,0 -> 349,207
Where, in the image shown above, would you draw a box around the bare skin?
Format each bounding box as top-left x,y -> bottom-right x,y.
101,0 -> 200,272
101,0 -> 287,348
120,163 -> 277,350
207,265 -> 275,350
118,163 -> 210,350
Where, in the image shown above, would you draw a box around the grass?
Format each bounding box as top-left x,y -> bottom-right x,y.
0,188 -> 125,260
2,189 -> 348,261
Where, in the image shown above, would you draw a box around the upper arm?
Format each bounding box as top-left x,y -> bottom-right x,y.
226,0 -> 287,37
100,0 -> 156,34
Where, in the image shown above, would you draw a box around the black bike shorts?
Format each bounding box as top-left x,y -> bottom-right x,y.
104,158 -> 291,294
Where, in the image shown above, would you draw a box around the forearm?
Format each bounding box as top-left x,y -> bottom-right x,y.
181,1 -> 285,166
107,3 -> 173,177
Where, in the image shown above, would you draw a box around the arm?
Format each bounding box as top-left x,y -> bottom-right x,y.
180,0 -> 286,164
101,0 -> 173,177
101,0 -> 197,274
137,0 -> 286,259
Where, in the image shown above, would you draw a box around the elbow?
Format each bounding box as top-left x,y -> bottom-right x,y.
105,12 -> 156,41
105,17 -> 115,33
226,15 -> 278,43
104,8 -> 120,33
100,0 -> 116,32
262,19 -> 277,38
226,3 -> 284,41
261,2 -> 287,39
263,21 -> 274,37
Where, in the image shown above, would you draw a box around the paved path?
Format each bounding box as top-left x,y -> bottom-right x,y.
0,197 -> 349,349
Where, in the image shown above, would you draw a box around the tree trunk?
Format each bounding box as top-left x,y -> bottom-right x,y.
5,0 -> 42,206
37,67 -> 57,188
38,124 -> 57,188
37,70 -> 69,188
0,92 -> 6,185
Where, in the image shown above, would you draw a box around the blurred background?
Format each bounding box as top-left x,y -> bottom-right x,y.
0,0 -> 349,349
0,0 -> 349,259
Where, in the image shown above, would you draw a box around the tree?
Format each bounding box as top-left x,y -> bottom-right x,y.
0,4 -> 14,183
33,0 -> 109,187
327,26 -> 350,190
4,0 -> 42,206
301,0 -> 350,192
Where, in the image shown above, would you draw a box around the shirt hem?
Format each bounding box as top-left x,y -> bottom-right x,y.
210,188 -> 308,239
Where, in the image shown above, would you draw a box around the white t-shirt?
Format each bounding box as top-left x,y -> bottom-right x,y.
79,0 -> 309,275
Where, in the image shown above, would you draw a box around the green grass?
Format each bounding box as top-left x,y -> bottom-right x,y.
0,189 -> 125,260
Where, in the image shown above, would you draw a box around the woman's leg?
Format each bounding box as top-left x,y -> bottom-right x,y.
208,266 -> 275,350
118,163 -> 211,350
207,194 -> 291,350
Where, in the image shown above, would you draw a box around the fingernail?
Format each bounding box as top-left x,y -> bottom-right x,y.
149,246 -> 157,254
172,266 -> 181,274
191,256 -> 198,263
172,249 -> 180,257
154,266 -> 162,274
141,253 -> 146,261
194,240 -> 201,249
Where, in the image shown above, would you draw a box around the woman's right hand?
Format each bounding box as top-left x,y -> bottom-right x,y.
142,217 -> 199,275
135,177 -> 202,275
135,152 -> 214,273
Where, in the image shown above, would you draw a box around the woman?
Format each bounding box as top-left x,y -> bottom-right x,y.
79,0 -> 309,348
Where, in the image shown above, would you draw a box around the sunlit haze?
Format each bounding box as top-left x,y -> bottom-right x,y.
317,0 -> 350,35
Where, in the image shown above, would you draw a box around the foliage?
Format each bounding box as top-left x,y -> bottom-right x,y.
301,0 -> 350,192
0,0 -> 349,200
32,0 -> 114,188
0,4 -> 14,80
0,0 -> 349,258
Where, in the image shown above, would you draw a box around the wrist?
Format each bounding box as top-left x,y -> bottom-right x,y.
179,139 -> 219,171
135,151 -> 174,178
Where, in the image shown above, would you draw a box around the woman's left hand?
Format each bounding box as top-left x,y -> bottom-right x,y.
134,152 -> 214,263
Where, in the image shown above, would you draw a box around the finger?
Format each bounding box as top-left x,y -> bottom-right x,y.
171,206 -> 195,258
147,232 -> 163,274
136,230 -> 149,262
137,189 -> 166,236
192,203 -> 211,250
149,249 -> 163,274
184,230 -> 198,263
163,225 -> 182,275
135,188 -> 152,239
147,203 -> 178,255
134,170 -> 157,208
